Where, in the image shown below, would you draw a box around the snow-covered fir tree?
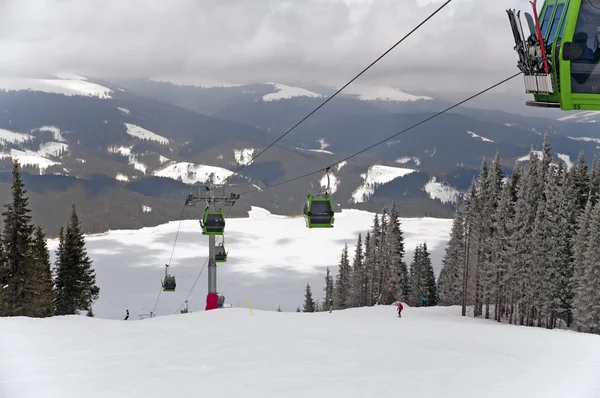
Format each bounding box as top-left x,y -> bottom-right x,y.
351,234 -> 365,307
408,243 -> 436,307
577,200 -> 600,334
334,244 -> 352,309
386,202 -> 408,304
438,138 -> 596,333
0,161 -> 37,317
438,203 -> 466,306
31,225 -> 54,317
324,267 -> 334,311
303,283 -> 315,313
573,196 -> 594,331
54,205 -> 99,315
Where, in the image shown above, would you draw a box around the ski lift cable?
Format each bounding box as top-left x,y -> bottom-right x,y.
238,72 -> 523,196
167,204 -> 187,267
218,0 -> 453,186
175,256 -> 209,313
150,203 -> 187,315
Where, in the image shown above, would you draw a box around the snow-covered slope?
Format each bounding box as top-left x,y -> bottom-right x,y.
424,177 -> 461,204
0,74 -> 113,98
568,136 -> 600,144
233,148 -> 255,165
0,128 -> 33,143
351,165 -> 416,203
41,207 -> 451,318
124,123 -> 169,145
153,162 -> 234,184
0,149 -> 59,173
466,130 -> 494,142
108,145 -> 147,174
262,83 -> 324,102
343,83 -> 432,102
557,111 -> 600,123
31,126 -> 65,142
2,305 -> 599,398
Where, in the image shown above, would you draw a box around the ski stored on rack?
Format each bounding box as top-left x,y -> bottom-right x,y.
507,0 -> 600,111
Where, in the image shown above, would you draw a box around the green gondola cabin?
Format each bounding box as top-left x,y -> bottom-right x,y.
201,208 -> 226,235
507,0 -> 600,110
215,244 -> 227,262
163,275 -> 176,292
303,194 -> 335,228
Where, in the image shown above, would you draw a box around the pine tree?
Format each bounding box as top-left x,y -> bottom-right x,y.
362,232 -> 373,306
387,202 -> 409,303
408,244 -> 427,307
490,179 -> 516,321
55,205 -> 99,315
482,152 -> 504,319
554,166 -> 578,327
376,208 -> 392,304
590,155 -> 600,207
438,203 -> 466,306
576,200 -> 600,334
303,282 -> 315,313
571,151 -> 590,212
53,227 -> 73,315
324,267 -> 334,311
573,195 -> 594,330
421,243 -> 438,306
350,234 -> 364,307
367,214 -> 381,305
334,244 -> 352,309
0,161 -> 37,317
31,225 -> 54,317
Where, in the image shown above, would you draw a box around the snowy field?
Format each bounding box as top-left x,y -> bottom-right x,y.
43,207 -> 453,319
2,305 -> 599,398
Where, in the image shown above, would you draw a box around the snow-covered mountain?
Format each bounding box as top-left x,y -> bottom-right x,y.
1,75 -> 599,234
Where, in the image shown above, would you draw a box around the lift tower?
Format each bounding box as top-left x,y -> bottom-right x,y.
185,183 -> 240,310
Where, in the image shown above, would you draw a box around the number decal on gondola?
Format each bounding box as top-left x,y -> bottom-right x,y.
573,104 -> 581,110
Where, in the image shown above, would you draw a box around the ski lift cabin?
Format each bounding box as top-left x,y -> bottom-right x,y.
201,208 -> 226,235
303,194 -> 335,228
507,0 -> 600,110
215,244 -> 227,262
163,275 -> 176,292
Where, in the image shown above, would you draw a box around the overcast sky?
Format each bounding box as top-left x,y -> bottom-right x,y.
1,0 -> 534,94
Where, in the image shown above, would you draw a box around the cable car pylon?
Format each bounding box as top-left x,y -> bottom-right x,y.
185,182 -> 240,311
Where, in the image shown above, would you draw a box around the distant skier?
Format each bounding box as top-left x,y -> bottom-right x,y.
329,298 -> 333,313
124,309 -> 129,320
422,296 -> 427,307
397,299 -> 403,318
